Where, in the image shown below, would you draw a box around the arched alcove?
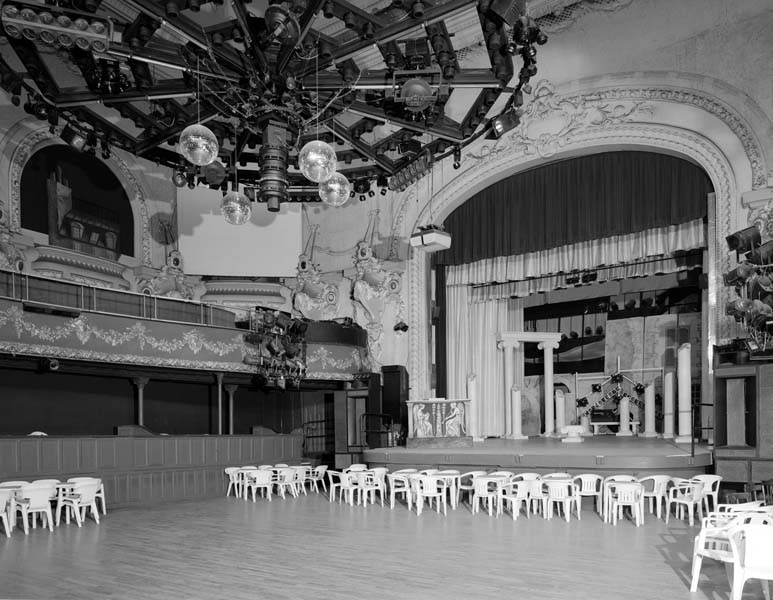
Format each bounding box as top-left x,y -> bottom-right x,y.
20,145 -> 134,259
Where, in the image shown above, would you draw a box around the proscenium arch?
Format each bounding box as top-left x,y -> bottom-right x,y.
3,123 -> 152,266
407,124 -> 738,403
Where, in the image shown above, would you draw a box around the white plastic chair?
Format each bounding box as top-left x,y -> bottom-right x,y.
338,472 -> 357,506
573,474 -> 603,515
0,489 -> 13,537
691,474 -> 723,514
471,477 -> 499,517
543,472 -> 572,480
691,511 -> 773,592
602,475 -> 637,522
327,470 -> 343,503
14,482 -> 57,533
500,480 -> 531,520
224,467 -> 241,498
370,467 -> 388,506
638,475 -> 671,519
728,524 -> 773,600
245,470 -> 273,502
57,480 -> 101,527
357,471 -> 381,506
666,480 -> 704,526
416,476 -> 447,516
276,467 -> 298,499
609,481 -> 644,526
543,480 -> 579,522
387,473 -> 412,510
346,464 -> 368,472
309,466 -> 328,493
458,471 -> 487,507
66,477 -> 106,515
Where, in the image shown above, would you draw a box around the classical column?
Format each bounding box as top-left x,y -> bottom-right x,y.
676,343 -> 692,443
131,377 -> 149,427
643,383 -> 658,437
498,341 -> 515,438
467,373 -> 482,442
511,386 -> 527,439
215,372 -> 224,435
616,394 -> 632,436
663,370 -> 675,439
225,384 -> 238,435
555,389 -> 566,434
538,341 -> 559,436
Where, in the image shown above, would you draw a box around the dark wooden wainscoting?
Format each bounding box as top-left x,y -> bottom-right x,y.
0,434 -> 303,508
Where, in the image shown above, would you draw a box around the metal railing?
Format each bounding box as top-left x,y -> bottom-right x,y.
0,268 -> 235,328
359,412 -> 396,449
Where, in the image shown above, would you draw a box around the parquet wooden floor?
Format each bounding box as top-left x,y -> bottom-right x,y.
0,492 -> 747,600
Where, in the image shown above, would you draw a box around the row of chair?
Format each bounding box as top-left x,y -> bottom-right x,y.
0,477 -> 105,537
224,465 -> 329,502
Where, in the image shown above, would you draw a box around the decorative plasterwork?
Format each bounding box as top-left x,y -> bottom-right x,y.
136,252 -> 195,299
534,0 -> 636,34
201,279 -> 287,307
293,255 -> 339,321
7,127 -> 153,267
407,110 -> 738,401
30,245 -> 129,279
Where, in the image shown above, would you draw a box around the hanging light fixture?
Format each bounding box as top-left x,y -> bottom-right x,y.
300,38 -> 336,183
318,171 -> 351,207
178,55 -> 218,166
221,126 -> 251,225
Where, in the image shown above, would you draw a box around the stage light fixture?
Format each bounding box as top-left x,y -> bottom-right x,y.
591,383 -> 602,393
172,169 -> 186,188
490,109 -> 521,138
60,123 -> 87,151
323,1 -> 334,18
452,146 -> 461,169
726,226 -> 761,254
748,240 -> 773,265
722,262 -> 754,287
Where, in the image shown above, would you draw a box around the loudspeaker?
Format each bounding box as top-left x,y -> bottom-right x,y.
381,365 -> 408,430
489,0 -> 527,26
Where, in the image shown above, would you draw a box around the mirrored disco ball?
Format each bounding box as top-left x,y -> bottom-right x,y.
318,172 -> 351,207
220,190 -> 251,225
178,124 -> 219,166
299,140 -> 337,183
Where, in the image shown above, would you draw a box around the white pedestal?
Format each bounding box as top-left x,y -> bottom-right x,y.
642,383 -> 658,438
508,387 -> 528,440
663,370 -> 675,439
616,396 -> 633,437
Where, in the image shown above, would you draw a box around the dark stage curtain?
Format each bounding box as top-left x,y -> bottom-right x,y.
435,151 -> 712,266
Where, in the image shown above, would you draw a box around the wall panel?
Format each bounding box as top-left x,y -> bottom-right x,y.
0,434 -> 303,507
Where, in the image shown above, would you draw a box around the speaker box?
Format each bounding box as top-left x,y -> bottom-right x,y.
382,365 -> 408,430
489,0 -> 527,26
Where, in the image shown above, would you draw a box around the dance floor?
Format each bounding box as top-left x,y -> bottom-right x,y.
0,491 -> 736,600
364,436 -> 713,478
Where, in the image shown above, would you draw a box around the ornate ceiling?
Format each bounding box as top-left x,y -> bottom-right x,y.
0,0 -> 549,206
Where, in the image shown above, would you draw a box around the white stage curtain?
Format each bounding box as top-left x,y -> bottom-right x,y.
446,218 -> 705,287
446,286 -> 523,438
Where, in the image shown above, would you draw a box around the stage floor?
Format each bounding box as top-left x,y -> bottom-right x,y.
363,436 -> 713,477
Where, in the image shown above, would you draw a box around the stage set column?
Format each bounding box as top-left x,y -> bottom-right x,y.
539,340 -> 560,436
511,385 -> 527,439
131,376 -> 149,427
467,373 -> 483,441
676,343 -> 693,443
663,370 -> 675,438
225,384 -> 238,435
497,340 -> 515,438
215,372 -> 224,435
643,383 -> 658,437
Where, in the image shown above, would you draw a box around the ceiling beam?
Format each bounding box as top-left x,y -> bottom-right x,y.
304,69 -> 503,91
276,0 -> 326,75
134,107 -> 220,155
325,122 -> 395,174
230,0 -> 269,76
298,0 -> 473,77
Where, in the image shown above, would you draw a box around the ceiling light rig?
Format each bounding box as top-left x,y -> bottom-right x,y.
0,0 -> 548,210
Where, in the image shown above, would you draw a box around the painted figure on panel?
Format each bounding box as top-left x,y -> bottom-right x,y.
413,403 -> 434,438
443,402 -> 466,437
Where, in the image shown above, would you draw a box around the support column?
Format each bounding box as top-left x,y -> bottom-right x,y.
131,377 -> 149,427
215,372 -> 224,435
499,342 -> 514,438
616,395 -> 632,436
676,343 -> 692,443
511,386 -> 527,439
539,341 -> 558,436
663,370 -> 675,439
643,383 -> 658,437
555,389 -> 566,434
467,373 -> 483,442
225,384 -> 238,435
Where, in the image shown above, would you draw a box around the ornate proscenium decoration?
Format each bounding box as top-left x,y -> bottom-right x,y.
0,1 -> 548,210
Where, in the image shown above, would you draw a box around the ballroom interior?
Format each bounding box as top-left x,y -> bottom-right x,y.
1,0 -> 773,598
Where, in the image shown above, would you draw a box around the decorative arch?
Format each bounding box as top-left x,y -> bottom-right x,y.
5,124 -> 152,266
404,75 -> 767,402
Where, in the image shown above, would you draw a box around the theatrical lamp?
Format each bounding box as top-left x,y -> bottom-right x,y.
275,312 -> 292,331
490,109 -> 522,138
60,123 -> 87,151
748,240 -> 773,265
171,169 -> 187,188
452,146 -> 462,169
726,226 -> 761,255
722,262 -> 754,287
318,171 -> 350,207
298,139 -> 337,183
377,175 -> 389,195
725,297 -> 753,320
591,383 -> 602,393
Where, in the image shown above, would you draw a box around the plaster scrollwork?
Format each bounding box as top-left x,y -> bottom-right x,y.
468,80 -> 654,161
136,251 -> 195,299
292,252 -> 339,320
747,204 -> 773,240
535,0 -> 636,34
0,230 -> 25,272
352,241 -> 402,364
8,127 -> 153,268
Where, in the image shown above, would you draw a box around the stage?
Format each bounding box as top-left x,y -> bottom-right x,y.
363,436 -> 713,478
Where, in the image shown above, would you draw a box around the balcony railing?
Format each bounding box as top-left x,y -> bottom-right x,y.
0,269 -> 235,328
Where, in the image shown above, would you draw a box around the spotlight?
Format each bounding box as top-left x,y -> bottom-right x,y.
722,262 -> 755,287
452,146 -> 461,169
343,11 -> 355,29
397,139 -> 422,155
60,123 -> 87,151
748,241 -> 773,265
368,190 -> 375,198
393,321 -> 409,332
275,312 -> 291,330
323,1 -> 334,18
411,1 -> 425,18
726,226 -> 761,255
361,22 -> 374,39
172,169 -> 187,188
591,383 -> 602,393
186,174 -> 196,189
165,1 -> 180,18
188,0 -> 201,11
490,109 -> 521,138
359,194 -> 366,202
